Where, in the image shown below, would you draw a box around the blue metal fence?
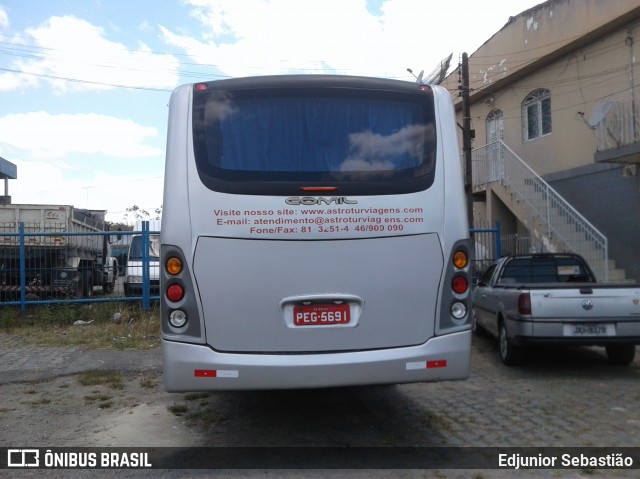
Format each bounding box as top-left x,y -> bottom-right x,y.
469,222 -> 502,277
2,221 -> 503,311
0,221 -> 159,311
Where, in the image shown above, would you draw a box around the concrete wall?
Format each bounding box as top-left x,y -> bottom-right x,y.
546,164 -> 640,281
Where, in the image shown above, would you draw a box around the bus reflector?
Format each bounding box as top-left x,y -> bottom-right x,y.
406,360 -> 447,370
427,360 -> 447,368
194,369 -> 239,378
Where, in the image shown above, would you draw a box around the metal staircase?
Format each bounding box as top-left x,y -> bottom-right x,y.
471,141 -> 614,283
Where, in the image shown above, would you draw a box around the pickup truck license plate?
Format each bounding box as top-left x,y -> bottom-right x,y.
564,323 -> 615,337
293,303 -> 350,326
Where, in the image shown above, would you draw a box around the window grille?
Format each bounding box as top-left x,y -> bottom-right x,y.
522,89 -> 551,141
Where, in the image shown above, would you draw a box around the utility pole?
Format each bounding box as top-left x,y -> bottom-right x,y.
460,52 -> 474,231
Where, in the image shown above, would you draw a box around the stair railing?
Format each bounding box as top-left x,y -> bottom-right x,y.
471,141 -> 609,282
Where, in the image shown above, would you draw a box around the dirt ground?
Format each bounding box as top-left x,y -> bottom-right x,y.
0,369 -> 207,448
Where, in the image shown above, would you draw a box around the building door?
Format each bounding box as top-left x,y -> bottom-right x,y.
486,109 -> 504,182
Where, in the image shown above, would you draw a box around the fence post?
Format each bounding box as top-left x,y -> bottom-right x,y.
141,221 -> 150,310
495,222 -> 502,259
19,222 -> 26,313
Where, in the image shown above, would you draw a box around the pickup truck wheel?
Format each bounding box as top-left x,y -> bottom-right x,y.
499,321 -> 522,366
605,344 -> 636,366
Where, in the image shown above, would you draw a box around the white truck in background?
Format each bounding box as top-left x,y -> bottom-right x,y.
123,220 -> 160,297
0,204 -> 118,298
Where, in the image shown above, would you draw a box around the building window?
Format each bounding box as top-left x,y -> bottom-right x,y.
522,89 -> 551,141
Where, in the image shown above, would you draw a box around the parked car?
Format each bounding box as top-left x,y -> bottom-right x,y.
472,253 -> 640,365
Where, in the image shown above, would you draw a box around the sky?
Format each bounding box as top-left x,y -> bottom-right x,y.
0,0 -> 543,224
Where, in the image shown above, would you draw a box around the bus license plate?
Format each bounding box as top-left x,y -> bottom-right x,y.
293,303 -> 350,326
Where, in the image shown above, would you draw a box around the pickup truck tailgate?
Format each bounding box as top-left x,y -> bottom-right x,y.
530,287 -> 640,320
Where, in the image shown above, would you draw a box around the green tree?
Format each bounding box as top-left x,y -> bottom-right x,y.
123,205 -> 162,224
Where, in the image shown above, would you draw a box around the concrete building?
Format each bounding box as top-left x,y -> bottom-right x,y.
443,0 -> 640,282
0,156 -> 17,205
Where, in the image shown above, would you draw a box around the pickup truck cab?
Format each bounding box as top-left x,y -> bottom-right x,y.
473,253 -> 640,365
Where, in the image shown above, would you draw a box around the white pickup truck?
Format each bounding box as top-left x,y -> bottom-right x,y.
472,253 -> 640,366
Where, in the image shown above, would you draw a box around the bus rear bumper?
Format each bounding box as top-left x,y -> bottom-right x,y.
162,330 -> 471,391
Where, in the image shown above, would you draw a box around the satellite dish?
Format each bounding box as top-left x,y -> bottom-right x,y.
423,53 -> 453,85
588,101 -> 613,129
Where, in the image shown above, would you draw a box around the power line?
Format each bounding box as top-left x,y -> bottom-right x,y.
0,66 -> 177,91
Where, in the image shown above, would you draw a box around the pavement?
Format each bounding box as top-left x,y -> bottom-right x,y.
2,330 -> 640,450
0,333 -> 161,384
2,332 -> 640,478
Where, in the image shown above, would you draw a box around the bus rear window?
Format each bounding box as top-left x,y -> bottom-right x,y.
192,85 -> 437,196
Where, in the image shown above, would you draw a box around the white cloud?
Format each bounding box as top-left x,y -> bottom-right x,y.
9,159 -> 163,224
161,0 -> 390,78
0,111 -> 162,159
161,0 -> 425,79
162,0 -> 542,81
6,15 -> 180,93
0,70 -> 34,92
0,6 -> 9,30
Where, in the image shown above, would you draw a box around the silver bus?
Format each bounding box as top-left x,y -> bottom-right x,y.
161,75 -> 471,391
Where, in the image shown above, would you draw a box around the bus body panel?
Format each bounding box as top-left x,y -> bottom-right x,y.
161,76 -> 471,391
193,234 -> 443,352
162,329 -> 471,391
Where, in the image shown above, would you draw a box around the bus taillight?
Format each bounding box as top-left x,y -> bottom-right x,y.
452,276 -> 468,295
453,250 -> 468,269
167,284 -> 184,302
166,256 -> 183,275
169,309 -> 187,328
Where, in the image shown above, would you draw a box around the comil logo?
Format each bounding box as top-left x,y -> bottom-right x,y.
8,449 -> 39,467
285,196 -> 358,206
